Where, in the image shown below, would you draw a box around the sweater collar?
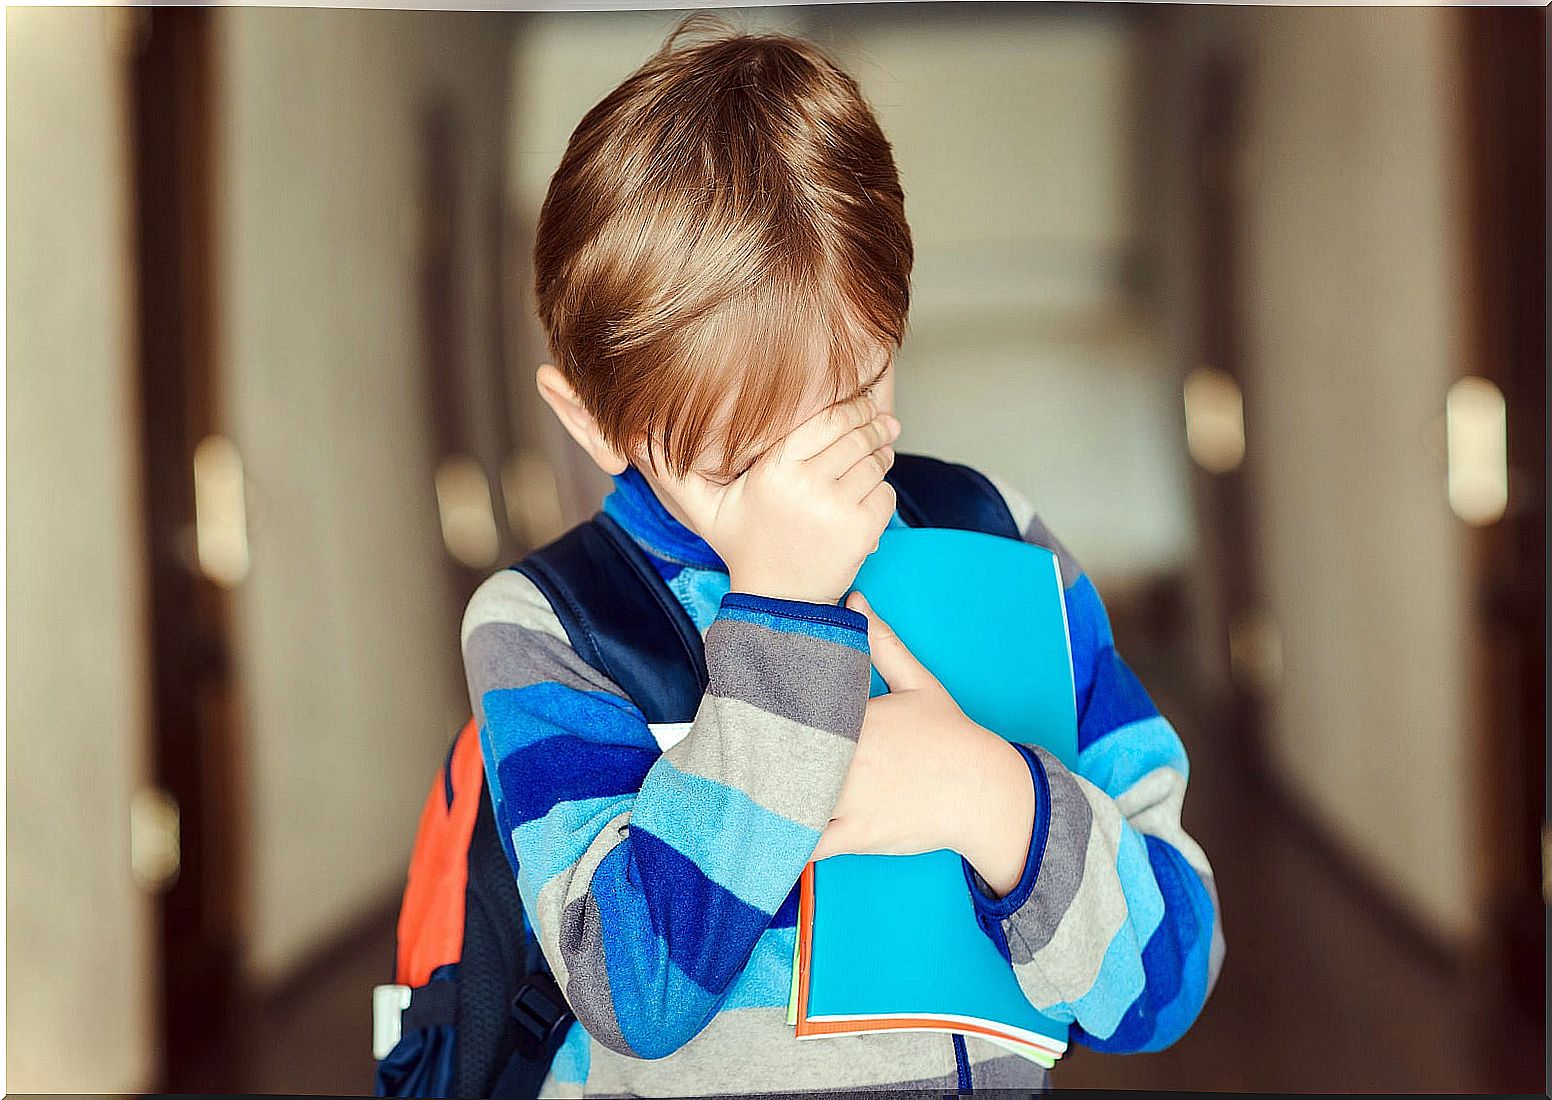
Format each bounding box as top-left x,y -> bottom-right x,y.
601,464 -> 727,572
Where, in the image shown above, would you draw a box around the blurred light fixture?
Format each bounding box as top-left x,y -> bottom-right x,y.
435,455 -> 500,568
193,434 -> 250,588
1445,376 -> 1508,526
1183,367 -> 1246,474
130,786 -> 180,893
1542,823 -> 1551,907
1229,610 -> 1282,697
501,448 -> 566,549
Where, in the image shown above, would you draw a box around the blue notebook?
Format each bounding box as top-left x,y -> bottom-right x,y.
791,526 -> 1077,1062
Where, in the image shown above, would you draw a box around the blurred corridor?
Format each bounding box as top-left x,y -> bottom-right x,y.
8,3 -> 1545,1094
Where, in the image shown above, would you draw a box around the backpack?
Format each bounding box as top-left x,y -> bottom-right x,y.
373,453 -> 1019,1099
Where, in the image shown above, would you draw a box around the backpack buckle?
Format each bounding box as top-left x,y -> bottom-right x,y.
509,970 -> 573,1061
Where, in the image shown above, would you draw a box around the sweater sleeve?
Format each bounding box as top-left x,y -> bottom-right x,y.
964,472 -> 1226,1054
462,569 -> 870,1060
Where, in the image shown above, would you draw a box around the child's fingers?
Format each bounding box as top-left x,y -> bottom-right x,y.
809,412 -> 900,481
845,590 -> 932,692
837,442 -> 895,502
653,463 -> 726,530
777,393 -> 877,464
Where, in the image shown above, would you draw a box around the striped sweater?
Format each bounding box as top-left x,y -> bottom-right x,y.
460,461 -> 1224,1096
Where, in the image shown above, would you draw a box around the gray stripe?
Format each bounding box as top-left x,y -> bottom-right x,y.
704,617 -> 869,739
580,1006 -> 961,1093
964,1049 -> 1053,1090
464,620 -> 623,721
559,892 -> 632,1057
1022,513 -> 1083,589
1016,785 -> 1131,1000
666,696 -> 855,831
1205,875 -> 1227,999
461,568 -> 571,647
1006,747 -> 1092,962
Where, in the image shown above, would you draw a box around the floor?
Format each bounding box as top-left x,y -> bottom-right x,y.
195,652 -> 1545,1095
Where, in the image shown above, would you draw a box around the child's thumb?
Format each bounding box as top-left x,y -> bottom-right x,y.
845,591 -> 932,692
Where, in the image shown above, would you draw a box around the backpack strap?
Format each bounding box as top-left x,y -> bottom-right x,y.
515,511 -> 707,724
885,453 -> 1021,541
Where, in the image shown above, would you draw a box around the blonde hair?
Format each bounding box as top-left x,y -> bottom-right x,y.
533,12 -> 913,479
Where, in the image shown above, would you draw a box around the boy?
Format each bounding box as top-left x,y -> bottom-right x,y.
463,15 -> 1223,1096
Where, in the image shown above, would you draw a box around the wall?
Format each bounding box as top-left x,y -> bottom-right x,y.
504,8 -> 1194,582
6,7 -> 156,1090
814,9 -> 1194,583
1233,7 -> 1476,939
215,8 -> 513,983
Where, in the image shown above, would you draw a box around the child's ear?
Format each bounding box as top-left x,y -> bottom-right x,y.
535,363 -> 630,476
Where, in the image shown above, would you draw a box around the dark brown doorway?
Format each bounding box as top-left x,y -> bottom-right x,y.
128,7 -> 246,1088
1458,4 -> 1547,1025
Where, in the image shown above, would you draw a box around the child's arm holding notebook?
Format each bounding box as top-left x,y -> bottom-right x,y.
965,475 -> 1226,1054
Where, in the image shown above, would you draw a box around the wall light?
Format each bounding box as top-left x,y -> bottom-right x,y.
192,434 -> 250,588
435,455 -> 500,568
1184,366 -> 1246,474
1445,376 -> 1508,526
502,449 -> 566,550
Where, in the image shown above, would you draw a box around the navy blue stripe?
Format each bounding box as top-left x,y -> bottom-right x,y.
496,737 -> 658,827
625,826 -> 780,991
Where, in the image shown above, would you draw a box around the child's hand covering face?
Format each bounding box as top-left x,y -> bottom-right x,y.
652,392 -> 901,605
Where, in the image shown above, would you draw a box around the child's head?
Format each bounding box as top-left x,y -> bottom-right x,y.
532,13 -> 911,506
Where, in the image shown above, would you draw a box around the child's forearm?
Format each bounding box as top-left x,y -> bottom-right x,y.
463,569 -> 870,1059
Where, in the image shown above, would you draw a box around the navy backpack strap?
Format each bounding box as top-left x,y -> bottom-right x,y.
885,452 -> 1020,540
514,510 -> 708,723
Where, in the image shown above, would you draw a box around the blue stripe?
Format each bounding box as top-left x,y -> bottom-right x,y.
717,605 -> 870,652
771,881 -> 800,929
496,734 -> 657,828
483,682 -> 657,755
1037,822 -> 1167,1038
592,830 -> 774,1057
1077,644 -> 1160,753
720,926 -> 798,1011
1078,715 -> 1189,793
628,759 -> 818,912
720,591 -> 868,632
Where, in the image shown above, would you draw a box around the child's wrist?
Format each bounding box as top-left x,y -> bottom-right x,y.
727,573 -> 841,607
951,729 -> 1036,898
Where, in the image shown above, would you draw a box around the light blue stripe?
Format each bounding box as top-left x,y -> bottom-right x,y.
1023,819 -> 1167,1037
510,793 -> 633,899
546,1020 -> 592,1086
628,759 -> 819,913
1047,821 -> 1169,1037
716,605 -> 869,652
1078,715 -> 1189,794
1035,915 -> 1147,1039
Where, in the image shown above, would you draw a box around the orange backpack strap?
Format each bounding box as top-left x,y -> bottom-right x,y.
396,717 -> 485,988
